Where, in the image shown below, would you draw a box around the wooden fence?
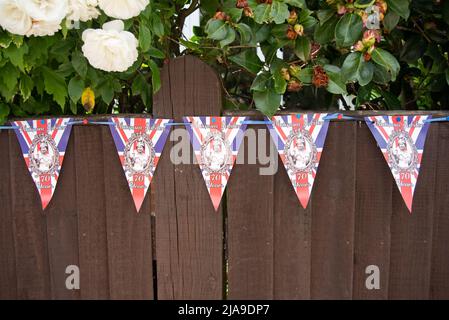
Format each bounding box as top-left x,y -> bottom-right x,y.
1,56 -> 449,299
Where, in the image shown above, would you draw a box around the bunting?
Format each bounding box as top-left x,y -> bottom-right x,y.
12,118 -> 73,209
109,117 -> 172,212
366,115 -> 432,212
183,116 -> 248,211
267,114 -> 330,209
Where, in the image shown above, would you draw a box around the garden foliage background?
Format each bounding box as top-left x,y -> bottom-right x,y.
0,0 -> 448,125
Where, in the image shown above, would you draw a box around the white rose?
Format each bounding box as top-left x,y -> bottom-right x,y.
67,0 -> 100,22
26,20 -> 61,37
98,0 -> 149,20
0,0 -> 32,35
18,0 -> 69,22
82,20 -> 139,72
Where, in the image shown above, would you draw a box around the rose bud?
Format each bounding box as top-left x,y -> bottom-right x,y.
287,80 -> 303,92
288,10 -> 298,24
286,25 -> 298,40
294,24 -> 304,36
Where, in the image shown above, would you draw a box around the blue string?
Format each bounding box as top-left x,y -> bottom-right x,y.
242,120 -> 272,125
425,116 -> 449,123
0,125 -> 19,130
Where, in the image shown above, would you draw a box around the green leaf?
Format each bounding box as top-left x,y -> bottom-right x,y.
236,23 -> 253,44
270,1 -> 290,24
323,65 -> 347,94
253,88 -> 281,116
148,59 -> 161,93
68,77 -> 85,103
254,4 -> 272,24
341,52 -> 361,81
294,37 -> 311,61
358,60 -> 374,86
3,43 -> 29,72
270,58 -> 288,94
446,69 -> 449,86
229,49 -> 263,74
371,48 -> 400,81
0,103 -> 10,124
251,72 -> 271,92
72,51 -> 88,78
205,19 -> 228,40
0,63 -> 20,92
383,11 -> 400,32
147,46 -> 165,59
42,67 -> 67,111
335,13 -> 363,47
341,52 -> 374,85
296,67 -> 313,84
219,27 -> 236,47
152,15 -> 165,37
139,24 -> 152,52
284,0 -> 305,8
386,0 -> 410,20
381,90 -> 401,109
314,16 -> 338,44
19,73 -> 33,102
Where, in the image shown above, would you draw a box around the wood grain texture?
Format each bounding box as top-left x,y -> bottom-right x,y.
0,131 -> 17,299
8,131 -> 51,299
388,124 -> 438,299
310,122 -> 356,299
430,123 -> 449,299
153,56 -> 223,299
45,130 -> 80,299
74,126 -> 109,299
353,124 -> 392,299
227,126 -> 275,299
101,128 -> 153,300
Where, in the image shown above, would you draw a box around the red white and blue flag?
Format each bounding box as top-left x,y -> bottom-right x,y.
12,118 -> 73,210
109,117 -> 172,212
267,114 -> 330,209
183,116 -> 248,211
366,115 -> 432,212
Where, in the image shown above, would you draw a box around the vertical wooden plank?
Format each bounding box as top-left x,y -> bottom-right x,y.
74,126 -> 109,299
45,130 -> 80,299
388,124 -> 438,299
0,131 -> 17,299
353,123 -> 392,299
153,56 -> 223,299
227,126 -> 275,299
430,123 -> 449,299
273,155 -> 312,300
8,131 -> 51,299
310,122 -> 356,299
101,127 -> 153,300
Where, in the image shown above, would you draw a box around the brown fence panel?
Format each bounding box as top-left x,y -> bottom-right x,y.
8,131 -> 51,299
352,124 -> 392,299
153,56 -> 223,299
101,128 -> 154,300
0,132 -> 17,299
310,122 -> 356,299
430,124 -> 449,298
46,130 -> 80,299
388,124 -> 438,299
227,125 -> 275,299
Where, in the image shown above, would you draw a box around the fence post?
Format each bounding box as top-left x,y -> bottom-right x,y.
153,55 -> 224,299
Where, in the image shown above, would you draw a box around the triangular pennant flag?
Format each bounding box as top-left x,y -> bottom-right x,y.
366,115 -> 432,213
12,118 -> 73,210
267,114 -> 330,209
109,117 -> 172,212
183,116 -> 248,211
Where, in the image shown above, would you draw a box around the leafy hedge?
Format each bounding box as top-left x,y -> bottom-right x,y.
1,0 -> 448,124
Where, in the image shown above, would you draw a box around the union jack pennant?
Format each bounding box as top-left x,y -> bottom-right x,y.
366,115 -> 432,213
183,116 -> 248,211
267,114 -> 330,209
109,117 -> 172,212
12,118 -> 73,210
